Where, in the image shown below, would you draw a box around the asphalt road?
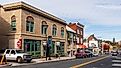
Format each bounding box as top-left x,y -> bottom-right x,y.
81,56 -> 112,68
3,55 -> 110,68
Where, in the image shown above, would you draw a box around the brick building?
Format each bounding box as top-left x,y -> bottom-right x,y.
68,22 -> 84,48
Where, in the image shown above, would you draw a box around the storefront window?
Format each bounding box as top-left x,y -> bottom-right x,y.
51,41 -> 55,54
24,39 -> 41,57
60,42 -> 64,54
25,43 -> 30,52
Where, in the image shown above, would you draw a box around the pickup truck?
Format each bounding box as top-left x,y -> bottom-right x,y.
3,49 -> 32,63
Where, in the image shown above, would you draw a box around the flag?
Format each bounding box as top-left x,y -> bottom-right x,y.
17,36 -> 22,49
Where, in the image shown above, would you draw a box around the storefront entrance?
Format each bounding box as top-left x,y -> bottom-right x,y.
24,39 -> 41,57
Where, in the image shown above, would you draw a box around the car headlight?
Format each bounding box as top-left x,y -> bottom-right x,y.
23,55 -> 27,58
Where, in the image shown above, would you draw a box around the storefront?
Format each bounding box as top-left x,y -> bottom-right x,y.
50,41 -> 64,56
59,42 -> 65,56
48,41 -> 65,56
24,39 -> 41,57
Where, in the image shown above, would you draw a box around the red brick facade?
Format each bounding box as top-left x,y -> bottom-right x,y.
68,23 -> 84,45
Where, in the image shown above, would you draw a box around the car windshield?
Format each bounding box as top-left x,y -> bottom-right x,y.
16,50 -> 25,53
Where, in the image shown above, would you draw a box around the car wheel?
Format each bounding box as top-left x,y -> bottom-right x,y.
17,57 -> 22,63
27,60 -> 31,63
76,56 -> 78,59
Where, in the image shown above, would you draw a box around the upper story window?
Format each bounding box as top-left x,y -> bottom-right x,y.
61,27 -> 64,38
52,24 -> 57,36
11,15 -> 16,31
77,29 -> 80,34
26,16 -> 34,32
80,29 -> 83,35
77,37 -> 79,43
41,21 -> 48,35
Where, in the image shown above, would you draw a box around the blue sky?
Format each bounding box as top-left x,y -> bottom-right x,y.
1,0 -> 121,41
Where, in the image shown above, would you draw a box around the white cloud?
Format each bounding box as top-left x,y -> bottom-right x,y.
1,0 -> 121,41
1,0 -> 121,26
25,0 -> 121,26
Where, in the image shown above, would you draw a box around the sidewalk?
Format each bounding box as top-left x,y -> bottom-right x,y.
9,56 -> 76,67
33,56 -> 76,63
0,63 -> 11,68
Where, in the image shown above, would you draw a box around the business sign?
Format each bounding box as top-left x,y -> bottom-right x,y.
48,36 -> 52,47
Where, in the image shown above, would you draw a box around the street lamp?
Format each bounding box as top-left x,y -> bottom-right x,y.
47,36 -> 52,60
43,24 -> 48,60
42,41 -> 47,60
56,41 -> 60,59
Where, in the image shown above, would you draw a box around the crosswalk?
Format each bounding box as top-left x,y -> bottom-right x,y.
112,55 -> 121,67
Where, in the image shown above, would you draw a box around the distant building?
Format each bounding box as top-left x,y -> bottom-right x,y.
88,34 -> 99,49
68,22 -> 84,48
88,34 -> 101,54
113,38 -> 115,44
66,25 -> 76,57
118,41 -> 121,45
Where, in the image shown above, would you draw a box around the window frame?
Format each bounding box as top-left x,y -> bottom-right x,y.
61,27 -> 64,38
52,24 -> 57,36
26,16 -> 34,32
11,15 -> 16,31
41,21 -> 48,35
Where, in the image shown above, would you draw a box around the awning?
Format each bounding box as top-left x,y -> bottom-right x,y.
79,44 -> 87,48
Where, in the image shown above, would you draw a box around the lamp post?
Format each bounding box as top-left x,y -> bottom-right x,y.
56,41 -> 60,59
43,24 -> 48,60
42,41 -> 47,60
48,36 -> 52,60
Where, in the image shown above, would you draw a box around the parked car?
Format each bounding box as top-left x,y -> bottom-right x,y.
118,49 -> 121,55
1,49 -> 32,63
92,51 -> 99,57
75,51 -> 87,58
111,50 -> 118,56
85,50 -> 93,57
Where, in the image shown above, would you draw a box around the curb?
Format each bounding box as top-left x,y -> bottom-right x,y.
0,63 -> 12,68
11,57 -> 76,67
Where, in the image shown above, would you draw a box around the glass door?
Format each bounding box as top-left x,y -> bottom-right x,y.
34,41 -> 41,57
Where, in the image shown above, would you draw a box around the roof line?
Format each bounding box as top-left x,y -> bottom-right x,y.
2,1 -> 67,25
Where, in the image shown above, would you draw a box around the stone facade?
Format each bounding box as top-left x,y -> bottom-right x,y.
0,2 -> 67,57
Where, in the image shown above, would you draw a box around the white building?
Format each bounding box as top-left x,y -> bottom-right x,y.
88,34 -> 99,48
66,26 -> 76,57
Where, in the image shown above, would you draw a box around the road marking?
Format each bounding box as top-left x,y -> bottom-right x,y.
70,56 -> 109,68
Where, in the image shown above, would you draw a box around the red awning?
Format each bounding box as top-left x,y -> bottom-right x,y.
79,44 -> 87,48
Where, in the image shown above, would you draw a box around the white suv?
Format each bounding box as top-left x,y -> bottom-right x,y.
4,49 -> 32,63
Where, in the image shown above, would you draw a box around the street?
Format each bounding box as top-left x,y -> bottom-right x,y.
79,55 -> 112,68
2,55 -> 113,68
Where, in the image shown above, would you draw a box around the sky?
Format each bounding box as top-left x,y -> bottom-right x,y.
1,0 -> 121,42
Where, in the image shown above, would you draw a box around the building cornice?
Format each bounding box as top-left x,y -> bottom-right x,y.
3,1 -> 67,25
